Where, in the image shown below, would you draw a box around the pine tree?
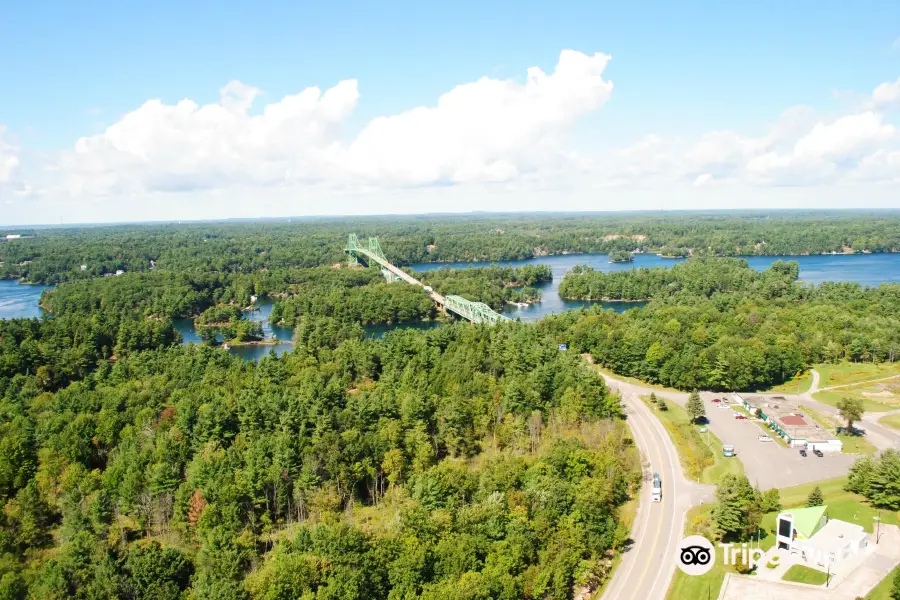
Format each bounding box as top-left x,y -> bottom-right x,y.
870,449 -> 900,510
807,485 -> 824,507
188,489 -> 206,528
712,474 -> 758,540
846,456 -> 877,496
657,397 -> 668,411
761,488 -> 782,513
686,391 -> 705,423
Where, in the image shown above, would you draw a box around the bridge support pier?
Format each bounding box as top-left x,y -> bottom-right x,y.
381,268 -> 401,283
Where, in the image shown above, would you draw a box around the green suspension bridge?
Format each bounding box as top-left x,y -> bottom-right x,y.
345,234 -> 510,325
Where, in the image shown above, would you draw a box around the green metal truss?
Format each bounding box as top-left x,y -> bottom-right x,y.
345,234 -> 509,324
367,237 -> 388,262
443,295 -> 510,324
345,233 -> 361,266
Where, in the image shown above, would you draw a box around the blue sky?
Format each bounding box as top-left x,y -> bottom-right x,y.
1,0 -> 899,224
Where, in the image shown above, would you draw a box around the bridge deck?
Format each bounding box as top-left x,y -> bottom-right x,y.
349,238 -> 507,324
355,248 -> 449,306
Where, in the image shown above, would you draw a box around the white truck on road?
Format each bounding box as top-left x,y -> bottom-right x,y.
652,472 -> 662,502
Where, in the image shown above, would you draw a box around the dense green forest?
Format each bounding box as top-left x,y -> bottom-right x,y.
417,265 -> 552,311
550,260 -> 900,390
4,211 -> 900,284
3,213 -> 900,598
269,281 -> 438,327
559,258 -> 801,301
0,313 -> 634,599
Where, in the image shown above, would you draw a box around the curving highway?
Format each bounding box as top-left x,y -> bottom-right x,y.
601,380 -> 713,600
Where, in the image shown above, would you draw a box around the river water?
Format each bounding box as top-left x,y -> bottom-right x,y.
411,252 -> 900,320
3,253 -> 900,361
0,280 -> 50,319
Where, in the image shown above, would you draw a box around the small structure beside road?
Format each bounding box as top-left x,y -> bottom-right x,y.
776,505 -> 868,566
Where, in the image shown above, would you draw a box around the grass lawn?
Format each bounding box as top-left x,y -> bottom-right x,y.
641,395 -> 744,485
667,504 -> 728,600
668,477 -> 900,600
879,413 -> 900,431
781,564 -> 830,585
865,566 -> 900,599
814,387 -> 900,413
815,362 -> 900,389
755,477 -> 900,554
763,370 -> 814,394
798,404 -> 878,455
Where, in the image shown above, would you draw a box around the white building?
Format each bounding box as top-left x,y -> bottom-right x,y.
5,234 -> 21,240
776,506 -> 868,567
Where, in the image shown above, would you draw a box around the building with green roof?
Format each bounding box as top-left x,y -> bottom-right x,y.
775,505 -> 828,550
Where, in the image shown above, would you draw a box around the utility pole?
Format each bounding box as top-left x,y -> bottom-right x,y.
874,513 -> 882,544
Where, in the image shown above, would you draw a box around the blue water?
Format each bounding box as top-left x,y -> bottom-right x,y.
0,280 -> 49,319
3,252 -> 900,361
410,252 -> 900,321
365,321 -> 445,338
174,299 -> 295,361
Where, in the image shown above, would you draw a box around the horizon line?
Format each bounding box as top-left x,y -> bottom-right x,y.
4,207 -> 900,230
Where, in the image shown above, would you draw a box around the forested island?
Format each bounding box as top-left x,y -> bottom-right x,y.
555,258 -> 900,390
194,304 -> 264,345
1,212 -> 900,598
607,250 -> 633,263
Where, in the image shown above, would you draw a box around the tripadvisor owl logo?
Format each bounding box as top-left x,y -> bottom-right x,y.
676,536 -> 715,576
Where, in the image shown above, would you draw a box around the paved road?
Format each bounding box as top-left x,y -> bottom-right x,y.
601,380 -> 712,600
595,368 -> 895,599
751,369 -> 900,452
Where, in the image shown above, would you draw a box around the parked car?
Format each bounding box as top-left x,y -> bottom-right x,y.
712,398 -> 721,403
813,449 -> 824,457
718,403 -> 731,409
734,414 -> 748,420
758,434 -> 773,442
799,448 -> 808,457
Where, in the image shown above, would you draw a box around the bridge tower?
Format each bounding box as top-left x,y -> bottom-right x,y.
345,234 -> 401,281
345,234 -> 361,267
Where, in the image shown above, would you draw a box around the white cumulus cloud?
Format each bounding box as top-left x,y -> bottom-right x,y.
60,50 -> 614,196
793,111 -> 894,160
872,77 -> 900,109
604,95 -> 900,188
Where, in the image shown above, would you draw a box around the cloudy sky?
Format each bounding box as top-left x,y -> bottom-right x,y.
1,0 -> 899,225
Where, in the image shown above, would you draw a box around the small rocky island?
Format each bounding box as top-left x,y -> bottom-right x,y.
608,250 -> 634,263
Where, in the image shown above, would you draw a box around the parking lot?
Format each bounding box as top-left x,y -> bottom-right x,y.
695,393 -> 858,490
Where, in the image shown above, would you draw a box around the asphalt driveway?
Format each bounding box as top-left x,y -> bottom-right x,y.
694,393 -> 858,490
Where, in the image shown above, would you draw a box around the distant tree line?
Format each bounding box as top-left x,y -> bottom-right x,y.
4,211 -> 900,284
